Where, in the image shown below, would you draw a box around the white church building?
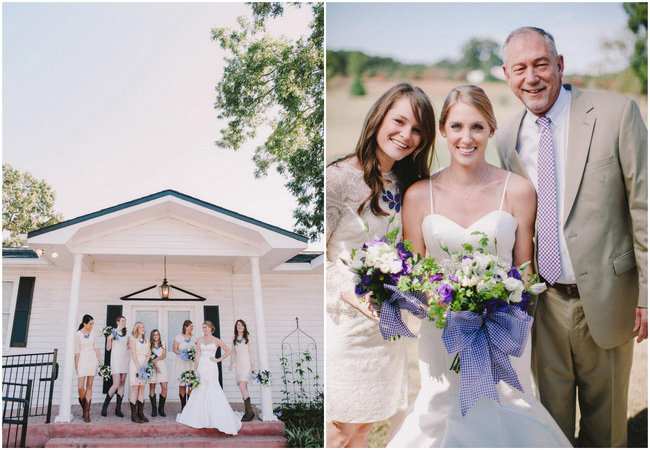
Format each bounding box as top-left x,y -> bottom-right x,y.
2,190 -> 324,422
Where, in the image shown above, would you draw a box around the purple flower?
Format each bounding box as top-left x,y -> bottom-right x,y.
449,274 -> 459,283
361,274 -> 372,286
483,298 -> 509,316
396,242 -> 412,260
435,283 -> 456,303
430,273 -> 443,282
508,267 -> 522,281
355,284 -> 369,297
362,237 -> 389,250
460,255 -> 473,261
514,292 -> 532,312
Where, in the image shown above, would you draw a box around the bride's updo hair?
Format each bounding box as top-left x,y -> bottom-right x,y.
203,321 -> 215,334
439,85 -> 497,133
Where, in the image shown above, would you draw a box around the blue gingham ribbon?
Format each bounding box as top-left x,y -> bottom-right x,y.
442,306 -> 533,416
380,285 -> 428,340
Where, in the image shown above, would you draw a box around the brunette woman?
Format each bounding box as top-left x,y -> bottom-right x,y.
173,320 -> 195,410
326,81 -> 436,447
229,319 -> 256,421
75,314 -> 102,422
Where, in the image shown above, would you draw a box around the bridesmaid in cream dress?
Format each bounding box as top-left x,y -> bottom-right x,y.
101,316 -> 129,418
229,319 -> 256,421
148,329 -> 168,417
173,320 -> 195,410
74,314 -> 101,422
128,322 -> 151,423
326,82 -> 436,447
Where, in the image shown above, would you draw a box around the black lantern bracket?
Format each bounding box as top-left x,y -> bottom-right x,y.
120,284 -> 206,301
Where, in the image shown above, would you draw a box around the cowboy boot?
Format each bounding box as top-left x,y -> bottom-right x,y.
101,393 -> 113,417
158,395 -> 166,417
179,393 -> 187,411
130,402 -> 143,423
149,395 -> 157,417
83,398 -> 91,422
242,397 -> 254,422
115,394 -> 124,418
137,400 -> 149,423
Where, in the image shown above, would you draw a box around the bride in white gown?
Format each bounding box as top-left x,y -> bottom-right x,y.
176,321 -> 242,435
388,85 -> 571,447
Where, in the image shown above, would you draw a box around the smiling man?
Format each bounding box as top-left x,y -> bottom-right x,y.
496,27 -> 647,447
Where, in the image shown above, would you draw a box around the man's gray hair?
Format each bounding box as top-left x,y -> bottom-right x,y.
502,27 -> 559,67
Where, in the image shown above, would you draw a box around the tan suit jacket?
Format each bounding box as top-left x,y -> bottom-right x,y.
496,84 -> 647,349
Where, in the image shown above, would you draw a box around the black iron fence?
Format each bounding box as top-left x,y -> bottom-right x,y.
1,350 -> 58,423
2,380 -> 32,448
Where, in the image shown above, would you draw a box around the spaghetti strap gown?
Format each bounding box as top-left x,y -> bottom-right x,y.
388,173 -> 572,448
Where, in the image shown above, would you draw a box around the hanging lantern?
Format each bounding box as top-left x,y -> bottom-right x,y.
158,257 -> 172,299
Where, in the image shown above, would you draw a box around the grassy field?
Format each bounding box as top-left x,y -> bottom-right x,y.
326,77 -> 648,447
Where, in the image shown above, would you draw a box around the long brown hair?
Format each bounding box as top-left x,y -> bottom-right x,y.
181,320 -> 193,335
115,315 -> 127,337
233,319 -> 250,345
149,329 -> 162,350
331,82 -> 436,217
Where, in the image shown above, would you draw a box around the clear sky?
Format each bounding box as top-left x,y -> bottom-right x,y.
327,2 -> 634,75
3,2 -> 318,245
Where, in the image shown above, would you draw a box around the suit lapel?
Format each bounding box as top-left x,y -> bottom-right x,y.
564,85 -> 595,222
503,110 -> 532,184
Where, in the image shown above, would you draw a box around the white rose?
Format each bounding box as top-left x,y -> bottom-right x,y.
528,282 -> 547,294
503,277 -> 524,292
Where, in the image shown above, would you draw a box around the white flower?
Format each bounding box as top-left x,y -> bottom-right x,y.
461,275 -> 479,287
473,254 -> 491,273
503,277 -> 524,292
528,282 -> 547,294
509,290 -> 523,303
477,278 -> 496,292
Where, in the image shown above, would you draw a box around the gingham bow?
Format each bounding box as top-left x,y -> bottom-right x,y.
442,306 -> 533,416
380,285 -> 428,340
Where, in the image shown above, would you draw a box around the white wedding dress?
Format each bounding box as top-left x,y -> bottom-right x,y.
388,173 -> 571,448
176,342 -> 242,435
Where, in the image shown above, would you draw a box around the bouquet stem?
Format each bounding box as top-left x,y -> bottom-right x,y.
450,353 -> 461,373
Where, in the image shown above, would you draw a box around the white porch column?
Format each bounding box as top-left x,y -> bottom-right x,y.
249,256 -> 277,422
55,253 -> 84,423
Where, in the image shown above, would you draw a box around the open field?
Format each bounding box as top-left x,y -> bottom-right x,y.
326,77 -> 649,447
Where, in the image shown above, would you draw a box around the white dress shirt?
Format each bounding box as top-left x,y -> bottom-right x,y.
516,86 -> 576,284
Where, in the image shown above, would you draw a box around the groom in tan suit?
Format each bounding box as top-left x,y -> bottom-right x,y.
496,27 -> 647,447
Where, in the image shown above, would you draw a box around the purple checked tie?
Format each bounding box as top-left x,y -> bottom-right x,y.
536,116 -> 562,285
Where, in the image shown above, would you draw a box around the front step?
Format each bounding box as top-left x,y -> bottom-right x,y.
45,435 -> 286,448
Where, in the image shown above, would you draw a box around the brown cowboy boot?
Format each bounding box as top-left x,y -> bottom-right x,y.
242,397 -> 254,422
82,398 -> 91,422
130,402 -> 143,423
115,394 -> 124,418
136,400 -> 149,422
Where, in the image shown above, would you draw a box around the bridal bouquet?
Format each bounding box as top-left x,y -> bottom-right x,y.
252,369 -> 271,387
179,370 -> 200,389
98,364 -> 112,381
179,346 -> 196,362
100,325 -> 113,337
136,363 -> 153,382
406,231 -> 546,416
346,217 -> 429,340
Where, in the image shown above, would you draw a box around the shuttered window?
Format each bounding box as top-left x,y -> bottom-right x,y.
10,277 -> 35,347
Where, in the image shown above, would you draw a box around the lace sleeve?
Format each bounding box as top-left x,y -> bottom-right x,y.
326,164 -> 345,242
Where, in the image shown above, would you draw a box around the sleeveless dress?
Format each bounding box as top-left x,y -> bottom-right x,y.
129,337 -> 150,386
74,329 -> 99,377
176,342 -> 243,434
173,334 -> 196,383
388,173 -> 572,448
109,331 -> 129,374
149,344 -> 168,383
232,338 -> 254,383
326,162 -> 408,423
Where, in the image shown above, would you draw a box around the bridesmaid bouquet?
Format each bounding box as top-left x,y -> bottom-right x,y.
179,370 -> 200,389
252,369 -> 271,387
136,364 -> 153,382
98,365 -> 112,381
100,325 -> 113,337
179,346 -> 196,362
148,353 -> 159,373
346,217 -> 430,340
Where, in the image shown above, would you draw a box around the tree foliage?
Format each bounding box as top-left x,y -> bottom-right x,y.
2,163 -> 63,247
212,2 -> 324,241
623,2 -> 648,94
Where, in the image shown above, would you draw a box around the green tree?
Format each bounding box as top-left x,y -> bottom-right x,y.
212,2 -> 324,241
623,2 -> 648,94
459,38 -> 502,79
3,163 -> 63,247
